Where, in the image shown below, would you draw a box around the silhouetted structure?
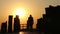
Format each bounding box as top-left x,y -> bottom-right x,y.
8,15 -> 13,32
27,15 -> 34,30
37,18 -> 43,31
14,15 -> 20,32
1,21 -> 7,32
36,5 -> 60,34
45,5 -> 60,34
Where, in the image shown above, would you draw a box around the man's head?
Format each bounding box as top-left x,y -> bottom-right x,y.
16,15 -> 19,18
30,14 -> 32,17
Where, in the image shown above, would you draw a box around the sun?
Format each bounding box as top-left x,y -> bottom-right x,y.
16,10 -> 24,16
15,9 -> 25,18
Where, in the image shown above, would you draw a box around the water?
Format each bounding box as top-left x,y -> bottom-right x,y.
0,32 -> 45,34
19,32 -> 41,34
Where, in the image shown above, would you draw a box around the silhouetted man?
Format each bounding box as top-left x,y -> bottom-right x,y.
14,15 -> 20,32
27,15 -> 34,30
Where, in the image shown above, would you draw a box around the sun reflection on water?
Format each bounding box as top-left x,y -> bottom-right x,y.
19,32 -> 24,34
18,32 -> 42,34
19,32 -> 29,34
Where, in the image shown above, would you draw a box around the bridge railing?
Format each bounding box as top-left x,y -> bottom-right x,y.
20,24 -> 27,29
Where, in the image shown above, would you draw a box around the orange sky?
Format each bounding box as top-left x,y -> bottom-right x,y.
0,0 -> 60,29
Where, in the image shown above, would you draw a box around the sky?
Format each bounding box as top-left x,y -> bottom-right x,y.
0,0 -> 60,29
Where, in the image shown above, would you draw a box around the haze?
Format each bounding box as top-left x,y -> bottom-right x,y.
0,0 -> 60,29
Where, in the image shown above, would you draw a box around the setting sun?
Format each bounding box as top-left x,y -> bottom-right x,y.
15,8 -> 26,18
16,9 -> 24,16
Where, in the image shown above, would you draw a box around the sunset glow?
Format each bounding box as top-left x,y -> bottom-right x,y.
15,8 -> 26,18
16,9 -> 25,16
0,0 -> 59,29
